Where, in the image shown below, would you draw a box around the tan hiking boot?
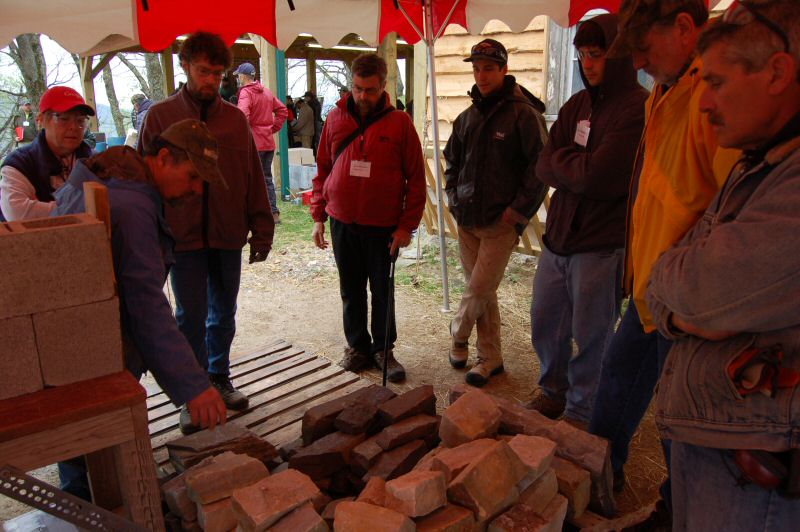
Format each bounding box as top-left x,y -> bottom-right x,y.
338,346 -> 372,372
465,355 -> 504,387
522,388 -> 566,419
374,350 -> 406,383
449,341 -> 469,369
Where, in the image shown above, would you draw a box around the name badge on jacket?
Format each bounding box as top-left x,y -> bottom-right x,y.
574,120 -> 591,147
350,160 -> 371,178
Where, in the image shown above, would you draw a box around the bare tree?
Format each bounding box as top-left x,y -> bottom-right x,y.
4,34 -> 47,107
102,63 -> 126,136
145,54 -> 165,101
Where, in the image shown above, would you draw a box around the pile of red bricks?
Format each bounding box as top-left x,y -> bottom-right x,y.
161,383 -> 617,531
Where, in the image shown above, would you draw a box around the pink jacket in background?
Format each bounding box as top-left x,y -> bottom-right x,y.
237,81 -> 288,152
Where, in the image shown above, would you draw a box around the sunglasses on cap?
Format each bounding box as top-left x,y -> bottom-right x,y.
723,0 -> 790,53
470,42 -> 508,63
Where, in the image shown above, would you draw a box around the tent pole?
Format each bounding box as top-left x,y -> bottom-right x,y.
424,1 -> 450,311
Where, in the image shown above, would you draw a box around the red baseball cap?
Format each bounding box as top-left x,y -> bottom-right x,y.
39,86 -> 95,116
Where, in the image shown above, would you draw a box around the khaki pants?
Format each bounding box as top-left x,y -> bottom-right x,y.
451,220 -> 519,361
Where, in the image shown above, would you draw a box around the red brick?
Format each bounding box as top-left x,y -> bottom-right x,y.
0,215 -> 114,320
518,469 -> 558,514
290,431 -> 366,478
431,438 -> 497,483
197,498 -> 237,532
231,469 -> 325,531
322,497 -> 354,524
378,385 -> 436,425
33,298 -> 123,386
0,315 -> 42,400
356,476 -> 386,506
439,390 -> 501,447
412,446 -> 446,473
551,457 -> 591,518
507,435 -> 556,484
335,401 -> 380,434
270,502 -> 328,532
446,440 -> 528,522
415,504 -> 476,532
302,385 -> 395,444
488,494 -> 568,532
352,435 -> 384,474
333,501 -> 415,532
384,470 -> 447,518
184,452 -> 269,504
376,414 -> 440,450
364,439 -> 428,482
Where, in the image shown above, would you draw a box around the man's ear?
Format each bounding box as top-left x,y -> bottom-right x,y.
156,147 -> 172,167
674,12 -> 696,44
766,53 -> 798,96
180,60 -> 190,75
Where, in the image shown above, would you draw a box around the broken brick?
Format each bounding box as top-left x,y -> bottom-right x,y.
270,502 -> 328,532
333,501 -> 415,532
439,390 -> 501,448
376,414 -> 440,450
507,435 -> 556,485
302,385 -> 395,445
197,498 -> 236,532
364,439 -> 428,482
290,431 -> 366,478
231,469 -> 325,531
488,494 -> 567,532
412,446 -> 446,473
322,497 -> 354,525
335,401 -> 380,435
378,385 -> 436,426
551,457 -> 591,518
352,435 -> 384,474
356,476 -> 386,506
167,423 -> 279,472
384,470 -> 447,518
518,469 -> 558,515
431,438 -> 497,483
415,504 -> 476,532
184,452 -> 269,504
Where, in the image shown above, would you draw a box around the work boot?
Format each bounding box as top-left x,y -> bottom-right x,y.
179,404 -> 201,436
374,350 -> 406,383
209,373 -> 249,410
272,212 -> 281,224
465,355 -> 504,387
522,388 -> 565,420
339,346 -> 373,372
449,341 -> 469,369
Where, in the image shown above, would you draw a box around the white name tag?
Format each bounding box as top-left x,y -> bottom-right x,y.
22,121 -> 30,127
350,160 -> 371,178
574,120 -> 591,147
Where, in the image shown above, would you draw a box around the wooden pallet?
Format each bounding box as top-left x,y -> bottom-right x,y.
147,340 -> 369,472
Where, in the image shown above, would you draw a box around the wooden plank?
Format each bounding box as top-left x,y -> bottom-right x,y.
152,365 -> 358,464
148,355 -> 332,436
86,447 -> 123,510
147,352 -> 319,421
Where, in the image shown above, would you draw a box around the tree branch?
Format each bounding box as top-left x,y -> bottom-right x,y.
118,53 -> 151,96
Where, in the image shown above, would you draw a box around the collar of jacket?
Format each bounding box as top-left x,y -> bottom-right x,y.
178,84 -> 222,118
345,91 -> 390,125
743,112 -> 800,168
469,75 -> 517,112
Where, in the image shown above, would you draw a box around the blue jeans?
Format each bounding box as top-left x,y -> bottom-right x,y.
672,441 -> 800,531
532,248 -> 623,422
170,248 -> 241,375
589,297 -> 673,505
258,150 -> 279,214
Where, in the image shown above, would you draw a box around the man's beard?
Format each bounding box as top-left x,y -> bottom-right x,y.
357,99 -> 375,116
188,80 -> 217,102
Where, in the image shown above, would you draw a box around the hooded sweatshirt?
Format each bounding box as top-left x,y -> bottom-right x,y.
535,14 -> 649,255
237,81 -> 288,152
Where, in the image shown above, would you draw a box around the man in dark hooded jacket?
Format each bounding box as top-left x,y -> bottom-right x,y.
527,14 -> 648,427
444,38 -> 548,387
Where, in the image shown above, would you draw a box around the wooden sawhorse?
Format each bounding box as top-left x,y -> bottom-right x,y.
0,371 -> 165,531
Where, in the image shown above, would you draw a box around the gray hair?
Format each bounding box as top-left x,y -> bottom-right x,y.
698,0 -> 800,78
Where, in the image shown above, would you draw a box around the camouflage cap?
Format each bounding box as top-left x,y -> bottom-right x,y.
159,119 -> 227,189
607,0 -> 708,58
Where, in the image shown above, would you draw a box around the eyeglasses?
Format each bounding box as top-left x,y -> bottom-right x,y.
351,85 -> 381,96
577,49 -> 606,61
48,112 -> 90,129
191,63 -> 226,80
723,0 -> 790,53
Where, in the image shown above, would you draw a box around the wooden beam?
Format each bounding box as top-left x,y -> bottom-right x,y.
377,33 -> 398,104
79,56 -> 99,132
160,48 -> 175,97
306,53 -> 317,95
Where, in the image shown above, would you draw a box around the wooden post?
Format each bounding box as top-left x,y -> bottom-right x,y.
79,56 -> 99,132
378,33 -> 398,103
405,49 -> 414,106
412,42 -> 428,140
306,53 -> 317,95
160,48 -> 175,97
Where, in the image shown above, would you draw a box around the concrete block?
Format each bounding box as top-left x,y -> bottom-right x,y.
356,476 -> 386,506
290,431 -> 366,478
333,501 -> 415,532
507,435 -> 556,485
231,469 -> 325,531
378,385 -> 436,425
364,439 -> 428,482
376,414 -> 440,450
0,315 -> 42,400
270,502 -> 328,532
415,504 -> 476,532
518,469 -> 558,515
0,215 -> 114,320
431,438 -> 497,483
446,440 -> 527,522
385,470 -> 447,518
33,297 -> 123,386
302,385 -> 395,445
439,390 -> 501,447
184,452 -> 269,504
197,498 -> 237,532
551,456 -> 591,518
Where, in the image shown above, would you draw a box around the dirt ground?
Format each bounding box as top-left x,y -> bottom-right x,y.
0,204 -> 665,524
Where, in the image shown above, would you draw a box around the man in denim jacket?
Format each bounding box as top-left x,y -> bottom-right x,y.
646,1 -> 800,528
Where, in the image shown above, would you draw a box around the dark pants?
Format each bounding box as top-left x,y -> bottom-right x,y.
589,297 -> 673,506
258,150 -> 279,214
170,248 -> 242,376
330,218 -> 396,355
